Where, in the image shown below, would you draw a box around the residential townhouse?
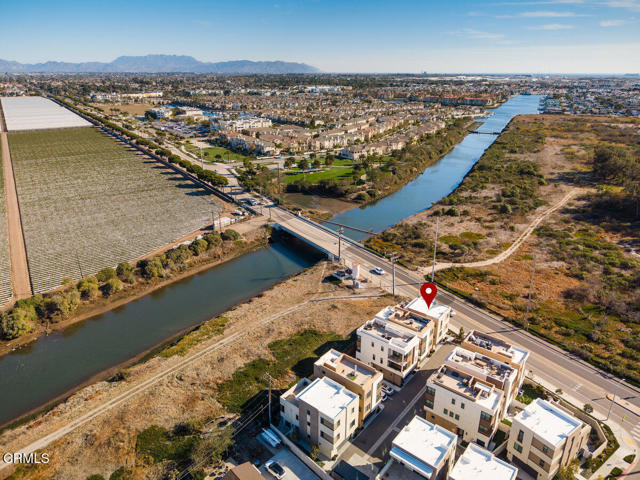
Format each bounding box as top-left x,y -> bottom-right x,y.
507,399 -> 590,480
279,376 -> 359,459
313,349 -> 383,426
448,443 -> 518,480
356,298 -> 451,385
425,347 -> 517,447
356,316 -> 420,386
462,330 -> 530,395
379,416 -> 457,480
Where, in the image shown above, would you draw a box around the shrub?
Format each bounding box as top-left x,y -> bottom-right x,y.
0,311 -> 33,339
103,278 -> 122,296
78,276 -> 100,299
221,229 -> 240,241
139,257 -> 165,279
109,467 -> 130,480
167,245 -> 192,265
203,232 -> 222,249
86,475 -> 106,480
96,267 -> 117,283
190,239 -> 208,256
116,262 -> 133,278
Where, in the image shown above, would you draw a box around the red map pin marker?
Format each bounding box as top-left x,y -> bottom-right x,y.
420,282 -> 438,309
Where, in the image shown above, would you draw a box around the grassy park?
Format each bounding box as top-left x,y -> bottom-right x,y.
184,142 -> 252,162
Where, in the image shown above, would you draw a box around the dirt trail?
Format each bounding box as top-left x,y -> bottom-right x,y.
425,188 -> 580,274
0,106 -> 32,300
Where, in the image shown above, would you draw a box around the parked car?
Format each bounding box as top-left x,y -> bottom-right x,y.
372,267 -> 385,275
381,392 -> 389,402
383,385 -> 397,396
265,460 -> 286,479
450,309 -> 456,317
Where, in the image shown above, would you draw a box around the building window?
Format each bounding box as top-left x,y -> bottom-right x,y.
514,442 -> 523,453
373,355 -> 376,361
479,425 -> 488,434
296,415 -> 298,420
461,403 -> 465,409
426,399 -> 434,409
351,420 -> 356,427
455,414 -> 460,420
366,391 -> 371,399
281,405 -> 284,412
372,342 -> 374,347
381,346 -> 384,351
336,433 -> 340,441
542,445 -> 549,455
427,387 -> 435,396
444,408 -> 448,415
451,399 -> 456,405
517,430 -> 524,442
307,421 -> 310,427
449,411 -> 454,418
480,412 -> 491,421
539,459 -> 545,468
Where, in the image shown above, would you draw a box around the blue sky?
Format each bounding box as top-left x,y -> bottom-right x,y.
1,0 -> 638,73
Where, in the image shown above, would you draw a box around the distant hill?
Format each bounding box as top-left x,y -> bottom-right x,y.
0,54 -> 320,74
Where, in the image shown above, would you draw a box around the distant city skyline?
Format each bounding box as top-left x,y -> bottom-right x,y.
1,0 -> 639,73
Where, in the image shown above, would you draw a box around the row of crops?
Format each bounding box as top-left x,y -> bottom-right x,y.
0,147 -> 12,304
8,127 -> 218,293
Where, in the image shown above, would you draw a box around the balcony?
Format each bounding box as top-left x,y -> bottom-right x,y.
320,417 -> 335,431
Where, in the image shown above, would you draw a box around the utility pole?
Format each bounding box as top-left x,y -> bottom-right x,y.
431,216 -> 439,283
389,253 -> 399,297
606,392 -> 616,421
523,254 -> 537,331
262,373 -> 275,426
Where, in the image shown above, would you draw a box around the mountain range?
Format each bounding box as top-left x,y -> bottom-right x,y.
0,55 -> 320,74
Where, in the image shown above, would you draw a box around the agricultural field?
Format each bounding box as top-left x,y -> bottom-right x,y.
0,146 -> 11,304
8,127 -> 217,293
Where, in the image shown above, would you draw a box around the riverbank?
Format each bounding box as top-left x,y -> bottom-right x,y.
0,263 -> 393,480
0,218 -> 268,358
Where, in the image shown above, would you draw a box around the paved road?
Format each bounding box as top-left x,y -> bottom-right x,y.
0,106 -> 32,301
268,206 -> 640,463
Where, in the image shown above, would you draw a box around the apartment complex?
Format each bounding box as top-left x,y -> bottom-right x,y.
425,347 -> 517,446
280,376 -> 359,458
507,399 -> 590,480
356,298 -> 451,386
313,349 -> 383,425
449,443 -> 518,480
462,330 -> 530,394
379,415 -> 456,480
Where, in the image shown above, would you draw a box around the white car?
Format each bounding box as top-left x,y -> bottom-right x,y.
450,309 -> 456,317
383,385 -> 397,396
265,460 -> 286,479
372,267 -> 385,275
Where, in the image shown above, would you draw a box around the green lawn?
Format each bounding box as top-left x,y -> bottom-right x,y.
283,166 -> 355,184
185,143 -> 252,162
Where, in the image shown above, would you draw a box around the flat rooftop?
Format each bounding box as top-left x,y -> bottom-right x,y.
465,331 -> 528,366
447,347 -> 516,385
315,349 -> 379,387
375,305 -> 432,333
405,297 -> 450,321
1,96 -> 91,131
515,398 -> 582,446
391,416 -> 456,476
431,366 -> 502,410
296,377 -> 358,419
359,318 -> 417,352
449,443 -> 518,480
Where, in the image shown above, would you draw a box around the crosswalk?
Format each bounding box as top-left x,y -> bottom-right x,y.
630,423 -> 640,442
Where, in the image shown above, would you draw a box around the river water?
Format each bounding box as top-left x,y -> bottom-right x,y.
330,95 -> 542,240
0,94 -> 541,426
0,243 -> 320,426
